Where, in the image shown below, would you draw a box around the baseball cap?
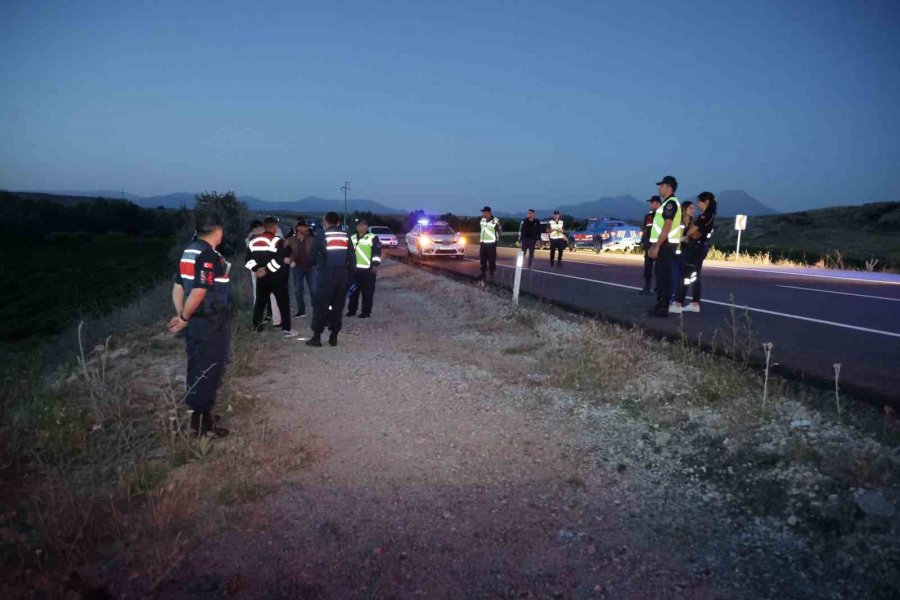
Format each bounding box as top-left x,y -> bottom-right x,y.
481,206 -> 492,212
357,218 -> 369,225
553,210 -> 560,215
656,175 -> 678,187
647,195 -> 661,204
295,217 -> 308,227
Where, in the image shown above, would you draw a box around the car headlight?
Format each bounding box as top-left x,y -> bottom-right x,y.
420,235 -> 432,247
457,236 -> 466,246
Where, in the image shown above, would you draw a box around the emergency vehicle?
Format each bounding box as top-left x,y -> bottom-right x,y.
568,218 -> 641,253
406,220 -> 466,260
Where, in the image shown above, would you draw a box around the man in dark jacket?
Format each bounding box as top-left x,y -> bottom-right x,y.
307,212 -> 356,347
246,216 -> 293,335
287,217 -> 316,318
639,196 -> 661,295
518,209 -> 541,269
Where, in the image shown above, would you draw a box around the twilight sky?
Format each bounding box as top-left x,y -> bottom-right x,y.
1,0 -> 898,213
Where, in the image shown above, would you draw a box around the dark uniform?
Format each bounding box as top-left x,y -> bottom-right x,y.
675,202 -> 717,306
348,231 -> 382,317
640,206 -> 656,293
309,226 -> 356,344
178,239 -> 232,427
518,216 -> 542,268
246,230 -> 291,332
653,197 -> 681,315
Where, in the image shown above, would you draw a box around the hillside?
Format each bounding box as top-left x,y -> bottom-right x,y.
711,201 -> 900,267
690,189 -> 777,217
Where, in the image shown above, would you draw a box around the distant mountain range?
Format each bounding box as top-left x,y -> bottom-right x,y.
41,190 -> 403,214
497,190 -> 777,222
18,188 -> 777,220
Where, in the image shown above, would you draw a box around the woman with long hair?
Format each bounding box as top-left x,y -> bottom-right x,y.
672,192 -> 717,313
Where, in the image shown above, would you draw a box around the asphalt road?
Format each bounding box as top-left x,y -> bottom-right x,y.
386,244 -> 900,405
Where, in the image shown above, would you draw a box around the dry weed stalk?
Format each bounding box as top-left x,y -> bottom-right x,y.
762,342 -> 774,409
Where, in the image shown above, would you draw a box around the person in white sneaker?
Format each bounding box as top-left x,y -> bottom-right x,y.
673,192 -> 717,313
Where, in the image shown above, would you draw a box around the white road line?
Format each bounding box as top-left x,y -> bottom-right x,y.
461,258 -> 900,339
776,285 -> 900,302
495,248 -> 900,286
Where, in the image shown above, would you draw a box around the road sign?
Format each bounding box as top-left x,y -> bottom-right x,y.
734,214 -> 747,256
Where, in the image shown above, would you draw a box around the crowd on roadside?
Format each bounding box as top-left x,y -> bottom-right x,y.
498,175 -> 717,318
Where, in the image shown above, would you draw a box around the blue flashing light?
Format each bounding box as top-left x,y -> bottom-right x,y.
417,218 -> 430,226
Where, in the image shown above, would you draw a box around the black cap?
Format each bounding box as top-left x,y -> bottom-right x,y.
249,219 -> 264,229
647,195 -> 661,204
357,218 -> 368,225
656,175 -> 678,187
295,217 -> 309,227
553,210 -> 560,215
481,206 -> 492,212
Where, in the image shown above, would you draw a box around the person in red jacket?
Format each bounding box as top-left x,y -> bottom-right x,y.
245,217 -> 293,335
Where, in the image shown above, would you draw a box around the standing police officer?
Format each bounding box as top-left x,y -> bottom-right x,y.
647,176 -> 682,317
168,212 -> 232,437
307,212 -> 356,347
478,206 -> 501,283
639,195 -> 661,295
548,210 -> 567,267
347,219 -> 382,318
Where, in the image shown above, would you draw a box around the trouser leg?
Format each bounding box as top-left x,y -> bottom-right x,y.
185,322 -> 228,414
311,273 -> 331,334
692,248 -> 707,303
549,240 -> 557,263
347,270 -> 361,314
557,239 -> 565,263
654,245 -> 674,313
252,277 -> 272,330
292,267 -> 304,314
522,240 -> 535,266
670,253 -> 683,303
273,282 -> 291,331
487,244 -> 497,275
305,269 -> 317,313
327,271 -> 349,332
360,270 -> 376,315
643,252 -> 654,289
479,244 -> 489,278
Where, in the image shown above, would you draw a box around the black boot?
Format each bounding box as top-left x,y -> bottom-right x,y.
328,331 -> 338,346
190,411 -> 229,438
306,333 -> 323,347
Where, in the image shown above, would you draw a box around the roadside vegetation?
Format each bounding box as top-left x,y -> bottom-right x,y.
391,259 -> 900,599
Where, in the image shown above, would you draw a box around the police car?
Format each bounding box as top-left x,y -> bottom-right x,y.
406,220 -> 466,260
569,218 -> 641,253
370,225 -> 399,248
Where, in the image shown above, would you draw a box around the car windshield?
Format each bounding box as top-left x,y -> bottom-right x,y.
585,221 -> 623,233
423,226 -> 454,236
370,227 -> 391,234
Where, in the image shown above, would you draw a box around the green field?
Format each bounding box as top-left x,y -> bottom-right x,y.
0,234 -> 174,341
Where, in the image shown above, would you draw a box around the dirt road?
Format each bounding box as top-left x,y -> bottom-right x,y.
149,262 -> 723,599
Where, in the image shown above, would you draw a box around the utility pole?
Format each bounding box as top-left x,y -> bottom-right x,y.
341,181 -> 350,229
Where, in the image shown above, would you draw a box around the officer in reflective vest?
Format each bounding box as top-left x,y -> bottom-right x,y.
167,212 -> 232,437
647,175 -> 682,317
347,219 -> 382,318
307,211 -> 356,347
547,210 -> 567,267
478,206 -> 501,283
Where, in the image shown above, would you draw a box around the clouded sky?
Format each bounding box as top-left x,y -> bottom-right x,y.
1,0 -> 898,213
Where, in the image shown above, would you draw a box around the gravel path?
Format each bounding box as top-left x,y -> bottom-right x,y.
154,261 -> 724,599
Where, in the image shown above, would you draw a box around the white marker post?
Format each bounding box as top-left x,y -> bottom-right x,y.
512,252 -> 524,306
734,214 -> 748,257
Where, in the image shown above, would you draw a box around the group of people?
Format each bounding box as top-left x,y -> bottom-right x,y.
167,177 -> 715,437
244,212 -> 383,343
476,205 -> 569,281
639,175 -> 717,317
167,211 -> 382,437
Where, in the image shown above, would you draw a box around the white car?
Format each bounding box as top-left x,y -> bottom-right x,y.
370,226 -> 398,248
406,221 -> 466,260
